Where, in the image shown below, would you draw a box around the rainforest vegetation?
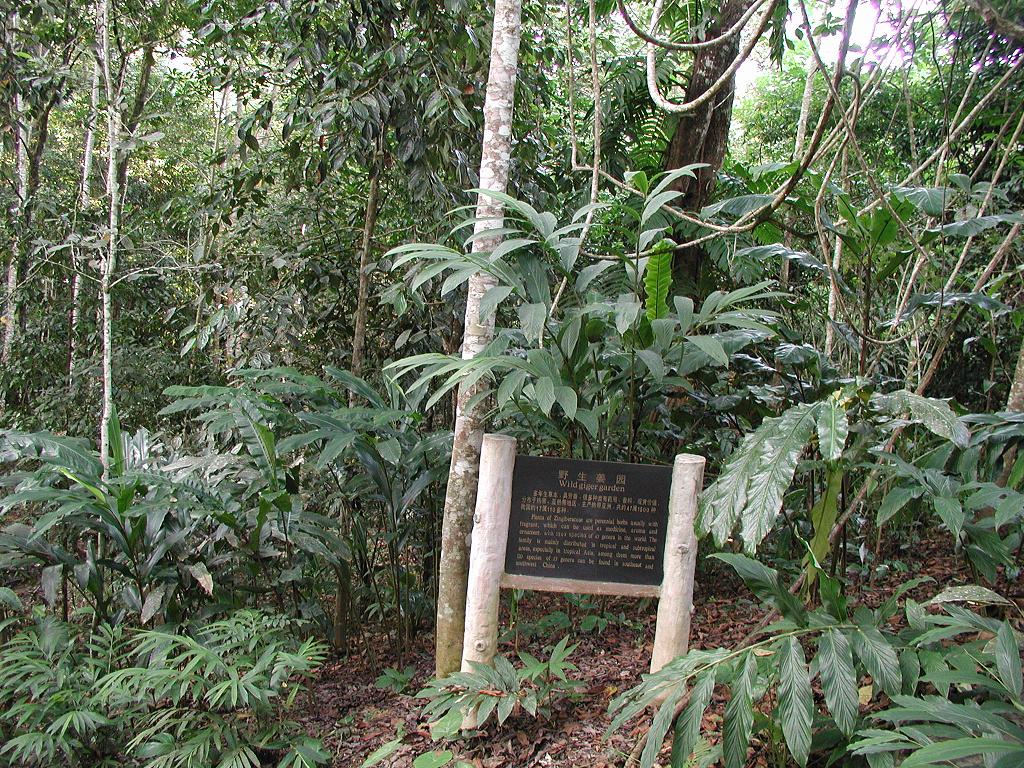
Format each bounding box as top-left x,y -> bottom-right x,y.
1,0 -> 1023,765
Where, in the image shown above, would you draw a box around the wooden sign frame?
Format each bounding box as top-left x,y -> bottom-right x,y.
460,433 -> 705,705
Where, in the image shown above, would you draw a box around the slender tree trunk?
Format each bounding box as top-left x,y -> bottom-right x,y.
781,61 -> 817,289
824,148 -> 848,359
69,58 -> 101,386
3,85 -> 27,366
98,0 -> 118,472
350,163 -> 381,383
332,160 -> 382,650
435,0 -> 523,678
1008,335 -> 1024,414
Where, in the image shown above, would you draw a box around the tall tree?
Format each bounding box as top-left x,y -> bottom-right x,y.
434,0 -> 523,678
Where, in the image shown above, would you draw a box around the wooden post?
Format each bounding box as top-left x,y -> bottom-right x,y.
460,433 -> 517,727
650,453 -> 705,673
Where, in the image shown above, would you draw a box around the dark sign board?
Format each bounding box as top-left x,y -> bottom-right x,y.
503,455 -> 672,586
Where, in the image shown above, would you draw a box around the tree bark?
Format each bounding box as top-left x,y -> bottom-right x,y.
3,68 -> 28,366
1008,334 -> 1024,414
662,0 -> 756,284
350,163 -> 381,382
69,58 -> 101,388
98,0 -> 118,473
434,0 -> 523,678
781,61 -> 817,289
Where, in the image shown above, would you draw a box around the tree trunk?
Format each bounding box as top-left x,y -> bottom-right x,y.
662,0 -> 754,284
1008,335 -> 1024,414
434,0 -> 523,678
69,58 -> 101,387
332,160 -> 383,650
350,163 -> 381,383
2,82 -> 27,366
98,0 -> 118,473
781,61 -> 817,289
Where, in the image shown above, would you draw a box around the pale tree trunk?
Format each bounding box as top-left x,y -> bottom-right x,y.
98,0 -> 118,473
1008,336 -> 1024,414
781,62 -> 817,289
69,58 -> 101,386
435,0 -> 523,678
3,85 -> 28,366
824,148 -> 848,359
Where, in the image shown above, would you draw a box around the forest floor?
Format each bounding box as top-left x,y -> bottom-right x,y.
296,535 -> 1016,768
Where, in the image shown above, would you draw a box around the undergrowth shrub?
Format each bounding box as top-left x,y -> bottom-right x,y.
0,609 -> 328,768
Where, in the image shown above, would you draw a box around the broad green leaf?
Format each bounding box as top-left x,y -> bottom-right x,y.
871,390 -> 969,448
644,244 -> 674,320
877,487 -> 920,525
817,629 -> 859,736
698,402 -> 821,552
412,751 -> 453,768
778,636 -> 813,766
892,186 -> 954,216
687,335 -> 728,366
674,296 -> 694,334
995,621 -> 1022,700
641,685 -> 686,768
723,653 -> 757,768
360,739 -> 402,768
925,584 -> 1012,607
712,553 -> 806,625
851,625 -> 902,697
807,468 -> 843,580
670,671 -> 716,767
932,496 -> 965,540
900,738 -> 1024,768
642,190 -> 683,224
816,399 -> 849,463
534,377 -> 556,416
518,302 -> 547,341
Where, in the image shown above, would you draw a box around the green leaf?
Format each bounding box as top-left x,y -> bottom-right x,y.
670,671 -> 716,767
877,487 -> 920,525
674,296 -> 694,334
900,738 -> 1024,768
641,686 -> 686,768
817,629 -> 859,737
807,468 -> 843,577
711,553 -> 806,625
108,405 -> 125,477
932,496 -> 965,540
359,739 -> 402,768
413,751 -> 453,768
995,621 -> 1022,700
871,390 -> 969,448
851,625 -> 902,697
723,653 -> 757,768
534,377 -> 556,416
644,244 -> 674,320
816,399 -> 849,463
643,191 -> 683,224
778,636 -> 813,766
925,584 -> 1012,607
686,335 -> 728,366
518,302 -> 547,341
892,186 -> 954,216
0,586 -> 22,611
0,431 -> 103,477
698,402 -> 821,553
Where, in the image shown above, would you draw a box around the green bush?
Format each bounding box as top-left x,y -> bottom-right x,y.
0,609 -> 328,768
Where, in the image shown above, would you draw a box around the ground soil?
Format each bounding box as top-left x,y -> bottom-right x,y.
295,536 -> 1021,768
